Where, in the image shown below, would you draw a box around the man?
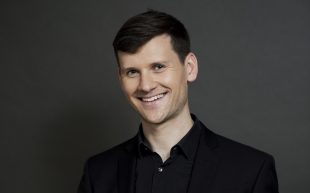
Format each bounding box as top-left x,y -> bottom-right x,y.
78,10 -> 279,193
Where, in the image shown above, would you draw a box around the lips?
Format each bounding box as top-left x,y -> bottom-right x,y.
138,92 -> 167,102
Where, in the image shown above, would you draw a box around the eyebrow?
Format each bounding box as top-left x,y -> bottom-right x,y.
119,60 -> 171,71
152,61 -> 169,64
122,61 -> 169,68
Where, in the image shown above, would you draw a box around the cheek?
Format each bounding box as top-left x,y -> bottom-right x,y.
121,79 -> 138,95
161,69 -> 187,87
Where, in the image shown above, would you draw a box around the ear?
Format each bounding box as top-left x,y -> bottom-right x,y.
184,52 -> 198,82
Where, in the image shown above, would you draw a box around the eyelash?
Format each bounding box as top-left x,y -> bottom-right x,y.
153,63 -> 165,71
126,69 -> 138,77
124,64 -> 165,77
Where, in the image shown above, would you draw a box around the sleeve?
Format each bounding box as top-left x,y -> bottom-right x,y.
252,155 -> 279,193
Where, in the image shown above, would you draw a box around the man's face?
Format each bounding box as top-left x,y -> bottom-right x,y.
118,34 -> 197,125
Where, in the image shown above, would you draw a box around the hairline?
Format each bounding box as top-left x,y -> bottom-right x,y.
115,33 -> 189,67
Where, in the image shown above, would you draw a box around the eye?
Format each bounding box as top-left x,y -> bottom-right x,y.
126,69 -> 139,77
153,63 -> 165,71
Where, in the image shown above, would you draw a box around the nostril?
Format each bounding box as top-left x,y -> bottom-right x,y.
138,81 -> 156,92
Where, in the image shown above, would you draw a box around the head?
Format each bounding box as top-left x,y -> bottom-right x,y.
113,10 -> 198,125
113,10 -> 191,64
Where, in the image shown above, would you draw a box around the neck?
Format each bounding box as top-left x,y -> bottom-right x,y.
141,107 -> 193,162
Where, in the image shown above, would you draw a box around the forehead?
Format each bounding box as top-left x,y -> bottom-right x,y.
117,34 -> 179,68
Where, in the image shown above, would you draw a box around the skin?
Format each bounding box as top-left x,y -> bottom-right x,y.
118,34 -> 198,161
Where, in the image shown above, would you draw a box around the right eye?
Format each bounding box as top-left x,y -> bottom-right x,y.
126,69 -> 138,77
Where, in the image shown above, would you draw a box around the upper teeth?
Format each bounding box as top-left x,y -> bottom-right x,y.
142,93 -> 165,102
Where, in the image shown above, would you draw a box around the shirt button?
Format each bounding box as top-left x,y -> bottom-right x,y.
158,167 -> 163,172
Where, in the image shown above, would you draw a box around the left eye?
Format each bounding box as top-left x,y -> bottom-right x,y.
154,64 -> 165,71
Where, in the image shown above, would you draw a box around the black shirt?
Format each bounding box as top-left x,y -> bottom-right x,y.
135,115 -> 202,193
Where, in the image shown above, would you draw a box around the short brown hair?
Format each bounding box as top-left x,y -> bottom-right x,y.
113,10 -> 191,63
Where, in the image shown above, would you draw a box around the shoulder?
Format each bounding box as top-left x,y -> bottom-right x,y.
200,124 -> 277,180
197,121 -> 278,191
85,135 -> 137,169
198,121 -> 275,164
215,133 -> 275,162
78,136 -> 138,192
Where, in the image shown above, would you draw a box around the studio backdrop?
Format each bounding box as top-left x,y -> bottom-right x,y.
1,0 -> 309,193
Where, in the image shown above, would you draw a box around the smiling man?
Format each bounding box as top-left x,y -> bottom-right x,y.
78,10 -> 279,193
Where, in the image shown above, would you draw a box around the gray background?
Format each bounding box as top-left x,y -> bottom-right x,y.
1,0 -> 309,193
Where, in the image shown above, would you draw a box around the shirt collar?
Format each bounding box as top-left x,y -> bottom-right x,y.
137,127 -> 151,157
137,114 -> 201,161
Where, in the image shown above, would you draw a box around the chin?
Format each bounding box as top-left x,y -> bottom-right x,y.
140,112 -> 167,125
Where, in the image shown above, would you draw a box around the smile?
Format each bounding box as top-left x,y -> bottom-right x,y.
140,92 -> 167,102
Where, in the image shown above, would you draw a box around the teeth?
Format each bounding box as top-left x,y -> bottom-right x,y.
142,93 -> 165,102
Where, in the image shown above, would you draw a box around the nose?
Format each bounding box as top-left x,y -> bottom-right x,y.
138,72 -> 156,92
